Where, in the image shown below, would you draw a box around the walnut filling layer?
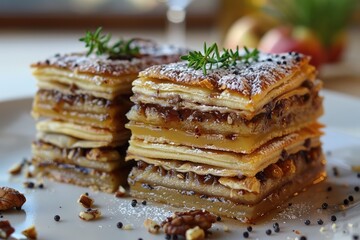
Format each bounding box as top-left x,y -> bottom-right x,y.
32,140 -> 128,172
128,146 -> 324,205
129,162 -> 325,223
33,162 -> 128,193
127,83 -> 322,135
32,89 -> 131,130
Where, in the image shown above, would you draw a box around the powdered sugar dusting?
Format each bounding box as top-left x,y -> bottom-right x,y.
106,196 -> 173,223
140,52 -> 310,98
32,39 -> 187,78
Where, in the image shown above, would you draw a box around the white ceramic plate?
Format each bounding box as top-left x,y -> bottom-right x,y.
1,98 -> 360,240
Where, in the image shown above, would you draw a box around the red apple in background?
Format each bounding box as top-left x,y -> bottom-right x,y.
326,31 -> 347,63
258,26 -> 325,67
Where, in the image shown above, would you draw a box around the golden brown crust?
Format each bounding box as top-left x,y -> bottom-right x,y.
139,52 -> 313,98
31,39 -> 187,78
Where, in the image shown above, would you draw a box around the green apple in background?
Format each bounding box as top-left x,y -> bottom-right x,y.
258,26 -> 325,67
223,15 -> 275,49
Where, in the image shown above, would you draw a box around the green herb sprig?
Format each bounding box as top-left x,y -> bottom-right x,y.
79,27 -> 140,58
181,43 -> 260,75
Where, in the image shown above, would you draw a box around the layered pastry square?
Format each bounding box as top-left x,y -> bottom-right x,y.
31,39 -> 186,192
126,52 -> 325,221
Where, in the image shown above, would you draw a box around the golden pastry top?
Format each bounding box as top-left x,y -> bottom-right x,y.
139,52 -> 314,99
31,39 -> 187,78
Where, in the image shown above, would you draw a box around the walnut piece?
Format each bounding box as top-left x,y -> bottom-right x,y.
77,194 -> 94,208
0,187 -> 26,211
161,210 -> 217,236
144,218 -> 161,234
21,225 -> 37,239
8,162 -> 23,175
114,185 -> 126,198
122,224 -> 133,230
79,209 -> 101,221
186,226 -> 205,240
0,220 -> 15,239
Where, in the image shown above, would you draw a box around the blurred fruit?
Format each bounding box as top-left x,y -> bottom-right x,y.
263,0 -> 356,64
223,15 -> 276,49
326,31 -> 348,63
258,26 -> 325,67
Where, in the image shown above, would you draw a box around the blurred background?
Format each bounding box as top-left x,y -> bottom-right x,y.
0,0 -> 359,100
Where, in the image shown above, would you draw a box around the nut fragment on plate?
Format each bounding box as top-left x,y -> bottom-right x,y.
22,225 -> 37,240
77,194 -> 94,208
0,187 -> 26,211
8,162 -> 23,175
186,226 -> 205,240
115,185 -> 126,198
161,210 -> 217,236
0,220 -> 15,239
144,218 -> 161,234
79,209 -> 101,221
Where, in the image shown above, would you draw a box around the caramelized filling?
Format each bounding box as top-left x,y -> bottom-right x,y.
132,85 -> 321,128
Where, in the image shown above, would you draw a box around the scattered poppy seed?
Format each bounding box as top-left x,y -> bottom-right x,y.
327,186 -> 332,192
304,220 -> 311,225
349,195 -> 354,201
141,200 -> 147,206
332,167 -> 339,176
357,173 -> 360,178
216,216 -> 221,222
26,182 -> 35,188
54,215 -> 60,221
331,215 -> 337,222
300,236 -> 307,240
117,222 -> 123,229
38,183 -> 44,189
266,229 -> 272,235
274,226 -> 280,233
243,231 -> 249,238
353,234 -> 359,240
344,199 -> 349,205
85,192 -> 89,196
355,186 -> 359,192
322,203 -> 328,209
247,226 -> 252,232
317,219 -> 324,225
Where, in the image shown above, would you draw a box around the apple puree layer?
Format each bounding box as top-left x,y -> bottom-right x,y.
126,126 -> 322,176
126,121 -> 322,154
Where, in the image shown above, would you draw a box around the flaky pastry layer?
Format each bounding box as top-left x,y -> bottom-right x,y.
37,120 -> 129,145
126,125 -> 322,176
137,53 -> 315,112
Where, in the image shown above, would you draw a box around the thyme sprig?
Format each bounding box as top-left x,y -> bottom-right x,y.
181,43 -> 260,75
79,27 -> 140,58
